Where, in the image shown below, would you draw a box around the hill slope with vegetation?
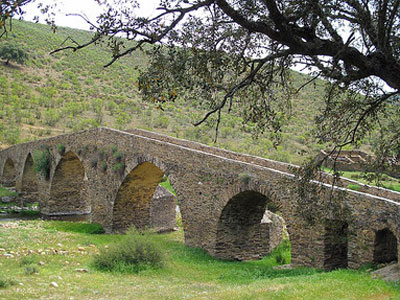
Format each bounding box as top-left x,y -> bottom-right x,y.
0,20 -> 337,164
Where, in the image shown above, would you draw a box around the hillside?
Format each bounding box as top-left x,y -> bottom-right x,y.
0,20 -> 331,164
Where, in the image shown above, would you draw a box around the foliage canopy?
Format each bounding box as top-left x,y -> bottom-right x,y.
0,42 -> 27,65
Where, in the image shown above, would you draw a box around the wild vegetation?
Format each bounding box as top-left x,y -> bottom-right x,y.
0,220 -> 398,299
0,20 -> 333,165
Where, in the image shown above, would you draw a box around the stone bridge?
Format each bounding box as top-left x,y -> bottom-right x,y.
1,127 -> 400,270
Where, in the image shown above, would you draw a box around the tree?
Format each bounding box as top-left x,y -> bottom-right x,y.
0,0 -> 55,38
3,1 -> 400,171
0,1 -> 34,38
0,43 -> 28,65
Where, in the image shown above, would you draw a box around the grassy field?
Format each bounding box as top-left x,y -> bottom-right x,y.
322,167 -> 400,192
0,220 -> 399,300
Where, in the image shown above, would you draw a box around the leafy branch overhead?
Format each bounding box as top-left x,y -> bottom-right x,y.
49,1 -> 399,146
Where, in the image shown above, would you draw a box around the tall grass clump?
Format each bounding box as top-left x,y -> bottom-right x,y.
93,228 -> 165,273
0,276 -> 15,289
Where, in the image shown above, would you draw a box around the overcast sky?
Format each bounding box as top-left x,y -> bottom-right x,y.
23,0 -> 160,30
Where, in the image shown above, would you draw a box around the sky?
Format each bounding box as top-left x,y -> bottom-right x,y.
23,0 -> 160,31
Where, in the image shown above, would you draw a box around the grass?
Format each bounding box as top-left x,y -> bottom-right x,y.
0,220 -> 399,299
42,221 -> 105,234
159,176 -> 176,196
323,167 -> 400,192
0,185 -> 17,197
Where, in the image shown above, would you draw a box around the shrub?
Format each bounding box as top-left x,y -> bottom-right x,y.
24,265 -> 38,275
113,151 -> 124,162
347,184 -> 361,191
112,162 -> 125,175
101,161 -> 108,172
110,145 -> 118,154
93,229 -> 165,273
98,149 -> 107,160
275,252 -> 286,264
57,144 -> 65,155
0,277 -> 15,289
272,238 -> 291,265
238,173 -> 250,185
33,148 -> 51,179
91,157 -> 98,168
20,256 -> 38,266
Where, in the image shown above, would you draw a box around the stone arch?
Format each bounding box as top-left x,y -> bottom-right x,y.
2,158 -> 16,187
373,228 -> 398,264
48,151 -> 89,214
214,190 -> 285,260
21,153 -> 39,200
112,161 -> 176,232
323,220 -> 349,270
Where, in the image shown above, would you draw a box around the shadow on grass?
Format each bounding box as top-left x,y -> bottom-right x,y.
154,233 -> 324,283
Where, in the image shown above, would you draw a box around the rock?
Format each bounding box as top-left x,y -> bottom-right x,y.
1,196 -> 15,203
3,253 -> 14,258
273,264 -> 293,270
57,243 -> 63,247
371,262 -> 400,282
77,247 -> 85,251
38,261 -> 45,266
75,268 -> 88,273
50,282 -> 58,288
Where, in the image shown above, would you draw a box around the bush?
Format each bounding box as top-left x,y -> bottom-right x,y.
112,162 -> 125,174
113,151 -> 124,162
57,144 -> 65,155
238,173 -> 250,185
100,161 -> 108,172
93,229 -> 165,273
0,277 -> 15,288
33,148 -> 51,179
347,184 -> 361,191
24,265 -> 38,275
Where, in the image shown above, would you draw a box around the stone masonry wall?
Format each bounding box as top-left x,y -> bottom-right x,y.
127,128 -> 400,203
19,153 -> 39,202
150,186 -> 177,232
0,127 -> 400,270
2,158 -> 16,187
